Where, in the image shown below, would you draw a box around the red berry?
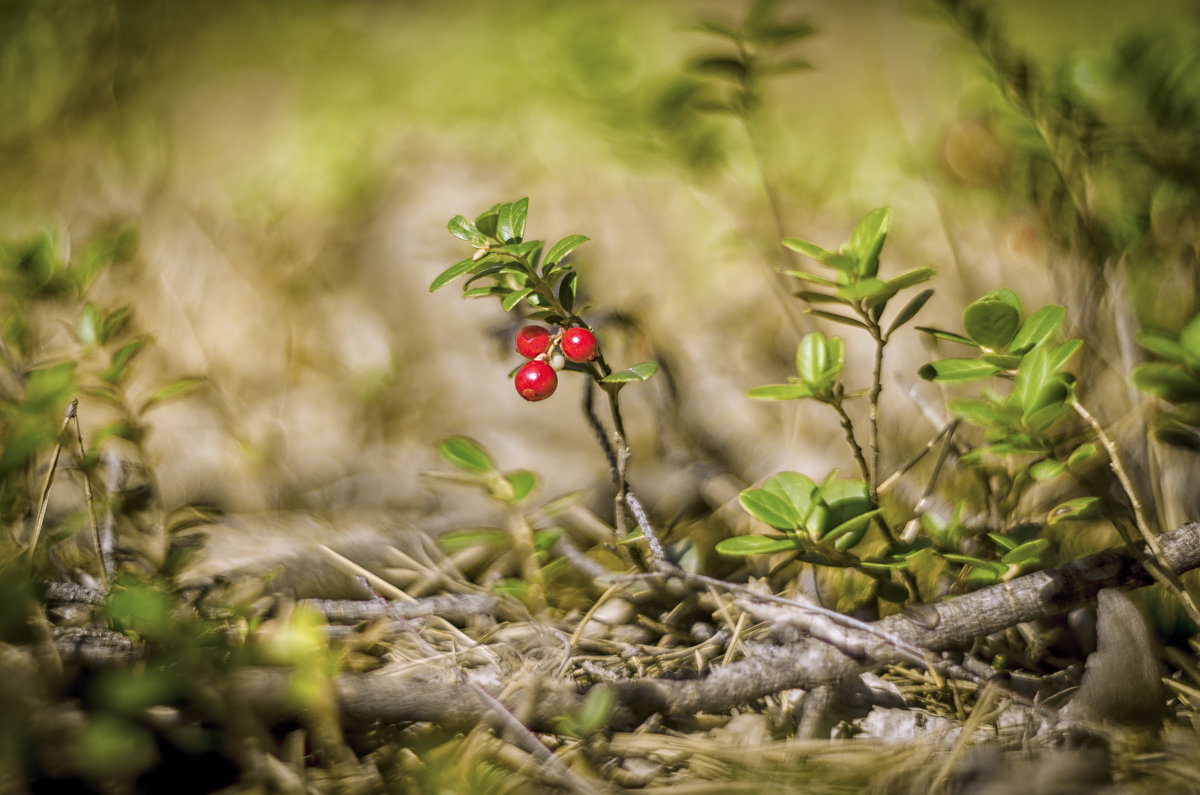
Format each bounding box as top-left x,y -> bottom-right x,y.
562,327 -> 598,362
515,326 -> 551,359
514,360 -> 557,401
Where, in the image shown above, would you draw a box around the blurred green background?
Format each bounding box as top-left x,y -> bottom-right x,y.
2,0 -> 1197,534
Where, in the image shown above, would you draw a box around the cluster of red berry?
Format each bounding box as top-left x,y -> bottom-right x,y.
513,325 -> 598,401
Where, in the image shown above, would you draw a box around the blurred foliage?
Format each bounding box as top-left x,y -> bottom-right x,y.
935,0 -> 1200,326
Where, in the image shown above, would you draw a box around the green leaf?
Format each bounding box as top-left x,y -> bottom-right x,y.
794,290 -> 841,304
942,553 -> 1007,576
782,238 -> 832,261
739,488 -> 801,531
475,205 -> 501,237
963,293 -> 1022,350
103,340 -> 144,384
836,279 -> 900,311
430,258 -> 477,292
807,309 -> 869,330
716,535 -> 799,557
437,436 -> 494,474
747,384 -> 813,400
1047,496 -> 1102,525
558,271 -> 578,313
463,285 -> 508,299
886,289 -> 934,337
600,361 -> 658,383
1132,363 -> 1200,403
496,198 -> 529,244
1000,538 -> 1049,566
917,327 -> 978,347
980,353 -> 1022,370
845,207 -> 890,278
1067,443 -> 1098,468
1009,305 -> 1065,354
503,470 -> 537,503
693,19 -> 740,39
1047,339 -> 1081,372
825,509 -> 880,551
986,532 -> 1019,552
1136,330 -> 1188,364
762,472 -> 817,519
796,332 -> 828,384
886,267 -> 934,291
543,234 -> 588,267
919,358 -> 1002,383
1181,314 -> 1200,357
140,377 -> 205,413
948,398 -> 1000,426
448,215 -> 487,245
77,303 -> 101,347
784,270 -> 837,287
100,307 -> 132,343
501,288 -> 534,312
690,55 -> 748,80
1029,458 -> 1066,481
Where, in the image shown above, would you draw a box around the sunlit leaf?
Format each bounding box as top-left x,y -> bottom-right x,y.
1001,538 -> 1049,566
504,470 -> 537,502
747,383 -> 812,400
845,207 -> 890,278
437,436 -> 494,474
963,293 -> 1021,350
1029,458 -> 1065,481
543,234 -> 588,267
429,258 -> 477,292
448,215 -> 487,245
1047,496 -> 1102,524
600,361 -> 658,383
501,287 -> 534,311
1181,313 -> 1200,357
1009,304 -> 1065,354
497,198 -> 529,244
715,535 -> 799,556
739,488 -> 801,531
919,358 -> 1002,383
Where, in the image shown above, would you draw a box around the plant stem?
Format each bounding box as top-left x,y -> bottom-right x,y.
831,400 -> 872,489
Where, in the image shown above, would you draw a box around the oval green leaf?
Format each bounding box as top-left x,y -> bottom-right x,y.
448,215 -> 487,245
919,358 -> 1002,383
601,361 -> 658,384
748,384 -> 813,400
430,258 -> 477,292
437,436 -> 494,474
963,297 -> 1021,350
1009,304 -> 1065,354
739,488 -> 801,531
716,535 -> 799,557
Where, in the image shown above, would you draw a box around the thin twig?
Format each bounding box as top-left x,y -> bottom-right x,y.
1072,400 -> 1200,626
68,403 -> 107,591
28,399 -> 75,564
